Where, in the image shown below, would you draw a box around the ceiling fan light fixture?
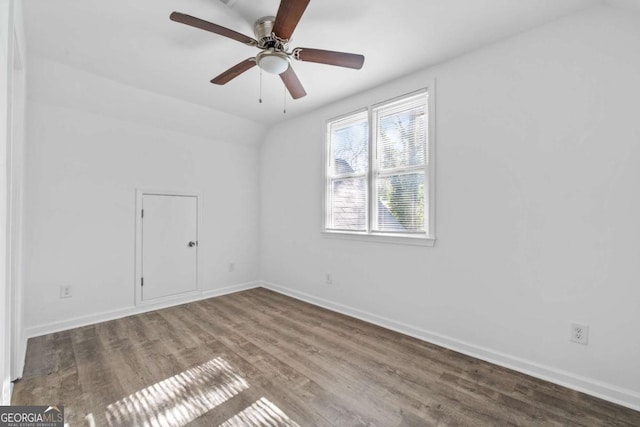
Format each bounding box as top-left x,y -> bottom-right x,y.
256,50 -> 290,74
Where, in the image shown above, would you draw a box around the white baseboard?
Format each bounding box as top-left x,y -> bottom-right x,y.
260,281 -> 640,412
23,282 -> 260,341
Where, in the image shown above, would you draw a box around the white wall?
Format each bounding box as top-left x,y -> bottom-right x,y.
260,5 -> 640,409
0,0 -> 12,405
7,0 -> 25,385
23,58 -> 265,336
1,0 -> 26,404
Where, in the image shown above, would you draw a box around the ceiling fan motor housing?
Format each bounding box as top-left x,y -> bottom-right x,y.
254,16 -> 289,51
254,16 -> 275,40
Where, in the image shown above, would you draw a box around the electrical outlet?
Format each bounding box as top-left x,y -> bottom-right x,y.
325,273 -> 333,285
570,323 -> 589,345
60,285 -> 72,299
228,262 -> 235,272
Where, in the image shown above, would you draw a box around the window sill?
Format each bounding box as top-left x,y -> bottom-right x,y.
321,231 -> 436,247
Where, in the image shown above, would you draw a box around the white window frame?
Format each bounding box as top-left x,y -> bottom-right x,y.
323,85 -> 436,247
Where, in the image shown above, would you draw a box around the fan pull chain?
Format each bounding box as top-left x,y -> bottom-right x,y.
258,68 -> 263,104
283,86 -> 287,114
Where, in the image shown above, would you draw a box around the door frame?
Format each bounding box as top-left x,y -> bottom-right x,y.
134,188 -> 202,307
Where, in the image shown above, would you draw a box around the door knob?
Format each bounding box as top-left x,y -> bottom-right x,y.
188,241 -> 197,247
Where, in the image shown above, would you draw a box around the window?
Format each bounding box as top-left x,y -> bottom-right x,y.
324,89 -> 435,245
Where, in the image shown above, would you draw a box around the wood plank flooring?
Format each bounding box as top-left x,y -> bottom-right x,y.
12,288 -> 640,426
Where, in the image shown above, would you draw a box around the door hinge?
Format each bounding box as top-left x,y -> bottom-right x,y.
141,209 -> 144,218
141,277 -> 144,287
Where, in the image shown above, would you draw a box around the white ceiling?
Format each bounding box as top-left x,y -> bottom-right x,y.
24,0 -> 614,126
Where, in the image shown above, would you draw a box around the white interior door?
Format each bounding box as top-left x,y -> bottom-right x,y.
142,194 -> 198,301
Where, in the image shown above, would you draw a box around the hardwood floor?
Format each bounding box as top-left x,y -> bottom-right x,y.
12,288 -> 640,426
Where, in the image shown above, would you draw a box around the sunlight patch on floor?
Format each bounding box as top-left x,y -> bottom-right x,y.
219,397 -> 300,427
105,357 -> 249,427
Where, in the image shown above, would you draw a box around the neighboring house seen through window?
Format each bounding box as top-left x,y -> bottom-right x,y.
324,89 -> 435,245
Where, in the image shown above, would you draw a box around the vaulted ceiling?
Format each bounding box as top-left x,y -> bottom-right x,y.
25,0 -> 627,125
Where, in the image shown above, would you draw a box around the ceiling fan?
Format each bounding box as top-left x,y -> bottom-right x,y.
170,0 -> 365,100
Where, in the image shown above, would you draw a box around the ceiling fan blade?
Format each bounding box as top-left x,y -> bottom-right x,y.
272,0 -> 310,40
170,12 -> 257,46
293,48 -> 365,69
280,66 -> 307,99
211,58 -> 257,85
